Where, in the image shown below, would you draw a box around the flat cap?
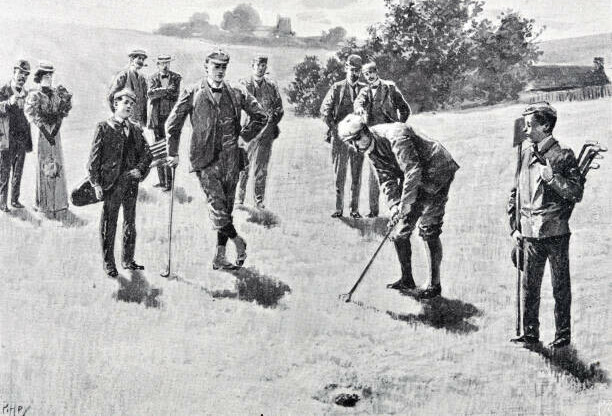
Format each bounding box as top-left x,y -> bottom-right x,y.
346,54 -> 363,68
206,48 -> 230,64
156,54 -> 173,63
337,113 -> 366,141
113,88 -> 137,102
522,101 -> 557,118
128,49 -> 148,59
252,55 -> 268,64
14,59 -> 31,74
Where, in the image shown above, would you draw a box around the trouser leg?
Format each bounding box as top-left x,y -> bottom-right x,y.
100,184 -> 123,270
423,236 -> 443,286
348,147 -> 363,213
0,149 -> 10,207
154,126 -> 167,186
10,145 -> 26,203
332,136 -> 349,212
252,137 -> 273,205
368,162 -> 380,215
548,234 -> 572,341
522,239 -> 547,340
121,182 -> 139,264
394,237 -> 415,287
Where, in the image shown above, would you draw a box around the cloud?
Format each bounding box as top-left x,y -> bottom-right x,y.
300,0 -> 358,9
296,11 -> 332,25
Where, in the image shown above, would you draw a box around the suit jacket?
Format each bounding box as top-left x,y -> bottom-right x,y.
508,137 -> 583,238
367,123 -> 459,214
165,80 -> 268,172
320,79 -> 366,126
0,83 -> 32,151
354,79 -> 411,126
147,70 -> 182,129
108,69 -> 148,125
87,118 -> 152,191
241,76 -> 284,140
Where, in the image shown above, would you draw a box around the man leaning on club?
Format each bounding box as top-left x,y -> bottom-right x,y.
508,102 -> 584,349
165,48 -> 267,270
338,114 -> 459,299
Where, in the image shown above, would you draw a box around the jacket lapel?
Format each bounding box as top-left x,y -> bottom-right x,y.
200,79 -> 217,106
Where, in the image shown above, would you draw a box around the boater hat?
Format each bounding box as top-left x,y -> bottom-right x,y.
156,54 -> 174,63
34,61 -> 55,78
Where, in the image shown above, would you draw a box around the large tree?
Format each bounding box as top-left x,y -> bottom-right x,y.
221,4 -> 262,34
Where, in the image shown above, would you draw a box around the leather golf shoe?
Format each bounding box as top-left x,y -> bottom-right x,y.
153,183 -> 164,188
212,246 -> 239,270
122,261 -> 145,270
0,205 -> 10,213
350,211 -> 362,219
418,284 -> 442,299
11,201 -> 24,209
366,212 -> 378,218
105,267 -> 119,278
548,337 -> 570,349
510,335 -> 539,345
233,235 -> 247,267
386,278 -> 416,292
331,211 -> 343,218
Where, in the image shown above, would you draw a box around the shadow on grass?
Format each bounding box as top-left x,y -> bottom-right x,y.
235,204 -> 280,228
7,208 -> 42,226
55,209 -> 88,227
211,266 -> 291,308
113,270 -> 162,308
525,343 -> 609,389
386,295 -> 482,334
339,216 -> 389,238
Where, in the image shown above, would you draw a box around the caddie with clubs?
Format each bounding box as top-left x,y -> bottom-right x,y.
165,48 -> 267,270
87,89 -> 152,278
508,102 -> 584,349
337,114 -> 459,299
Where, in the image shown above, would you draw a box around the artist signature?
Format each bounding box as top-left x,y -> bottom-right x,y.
1,403 -> 29,416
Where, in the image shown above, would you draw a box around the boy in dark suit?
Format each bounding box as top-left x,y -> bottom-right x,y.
87,89 -> 152,277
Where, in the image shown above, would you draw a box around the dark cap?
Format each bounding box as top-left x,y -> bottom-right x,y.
14,59 -> 31,74
128,49 -> 148,59
252,55 -> 268,64
522,101 -> 557,118
113,88 -> 137,102
346,55 -> 363,69
206,48 -> 230,65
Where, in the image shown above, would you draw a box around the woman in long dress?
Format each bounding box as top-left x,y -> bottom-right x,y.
24,62 -> 72,217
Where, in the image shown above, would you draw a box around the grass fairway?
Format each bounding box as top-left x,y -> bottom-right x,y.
0,23 -> 611,415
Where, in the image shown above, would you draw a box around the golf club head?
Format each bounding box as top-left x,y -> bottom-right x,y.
338,293 -> 352,303
160,267 -> 171,278
590,162 -> 600,170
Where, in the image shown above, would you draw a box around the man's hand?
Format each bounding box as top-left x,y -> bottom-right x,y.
540,159 -> 554,182
511,230 -> 522,244
127,169 -> 142,180
8,95 -> 18,106
166,156 -> 179,167
94,185 -> 104,201
388,205 -> 402,228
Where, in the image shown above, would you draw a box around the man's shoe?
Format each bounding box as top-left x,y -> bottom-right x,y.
386,278 -> 417,291
510,335 -> 539,345
10,201 -> 24,209
418,284 -> 442,299
105,268 -> 118,278
0,205 -> 9,213
153,183 -> 164,188
350,211 -> 362,219
366,212 -> 378,218
331,211 -> 343,218
212,246 -> 239,270
548,337 -> 570,349
233,235 -> 247,267
122,261 -> 145,270
162,186 -> 171,192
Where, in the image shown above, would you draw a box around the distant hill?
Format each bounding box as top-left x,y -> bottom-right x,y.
538,32 -> 612,66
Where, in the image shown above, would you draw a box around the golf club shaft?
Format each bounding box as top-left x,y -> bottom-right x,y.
167,166 -> 176,273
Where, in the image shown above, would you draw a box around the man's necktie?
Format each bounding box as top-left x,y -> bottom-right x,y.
160,74 -> 169,79
211,87 -> 222,94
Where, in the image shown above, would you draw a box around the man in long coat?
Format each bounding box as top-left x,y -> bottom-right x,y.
165,49 -> 267,270
236,55 -> 284,209
338,115 -> 459,299
108,49 -> 149,126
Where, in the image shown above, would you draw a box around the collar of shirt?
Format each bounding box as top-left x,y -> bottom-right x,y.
537,135 -> 554,152
253,75 -> 264,84
207,79 -> 222,90
110,116 -> 129,134
370,80 -> 381,89
10,81 -> 24,96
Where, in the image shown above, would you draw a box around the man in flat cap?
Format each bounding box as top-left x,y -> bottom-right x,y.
508,102 -> 584,349
166,48 -> 267,270
354,61 -> 412,218
236,55 -> 284,209
87,88 -> 152,278
0,60 -> 32,212
320,54 -> 368,219
108,50 -> 149,127
338,114 -> 459,299
147,55 -> 182,191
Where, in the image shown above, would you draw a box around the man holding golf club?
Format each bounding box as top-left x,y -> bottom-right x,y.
508,102 -> 584,349
88,89 -> 152,278
337,114 -> 458,299
165,48 -> 267,270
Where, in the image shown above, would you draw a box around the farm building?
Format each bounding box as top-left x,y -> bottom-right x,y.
253,15 -> 295,38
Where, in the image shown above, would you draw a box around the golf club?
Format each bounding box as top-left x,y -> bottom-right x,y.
161,166 -> 177,278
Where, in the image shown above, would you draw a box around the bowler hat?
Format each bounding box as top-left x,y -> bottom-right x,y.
522,101 -> 557,118
13,59 -> 31,74
206,48 -> 230,64
128,49 -> 148,59
252,55 -> 268,64
337,113 -> 366,141
346,55 -> 363,69
156,54 -> 174,63
113,88 -> 137,102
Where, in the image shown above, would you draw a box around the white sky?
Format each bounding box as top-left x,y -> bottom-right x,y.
2,0 -> 611,41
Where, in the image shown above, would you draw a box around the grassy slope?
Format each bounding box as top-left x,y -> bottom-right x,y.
0,23 -> 610,415
538,32 -> 612,65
